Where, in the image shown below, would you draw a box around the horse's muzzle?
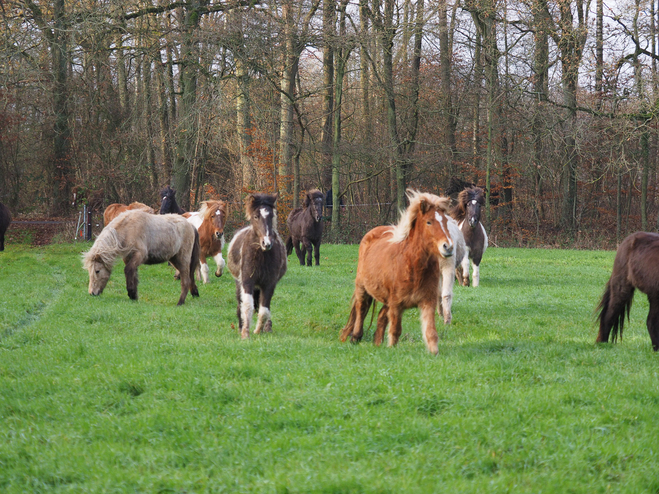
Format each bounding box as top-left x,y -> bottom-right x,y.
439,243 -> 454,258
214,231 -> 223,240
469,217 -> 478,227
261,238 -> 273,251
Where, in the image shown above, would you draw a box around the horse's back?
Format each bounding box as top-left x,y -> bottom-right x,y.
618,232 -> 659,295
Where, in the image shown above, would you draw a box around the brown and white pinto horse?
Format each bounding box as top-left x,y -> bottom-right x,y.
185,200 -> 228,283
227,194 -> 287,339
450,186 -> 488,286
340,190 -> 457,355
596,231 -> 659,351
103,202 -> 155,226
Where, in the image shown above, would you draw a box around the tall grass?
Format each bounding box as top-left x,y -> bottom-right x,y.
1,243 -> 658,493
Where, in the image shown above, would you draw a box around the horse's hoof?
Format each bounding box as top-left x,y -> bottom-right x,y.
263,320 -> 272,333
191,288 -> 199,297
215,270 -> 223,278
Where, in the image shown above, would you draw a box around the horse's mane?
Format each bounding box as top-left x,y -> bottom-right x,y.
160,185 -> 175,198
82,226 -> 124,270
450,186 -> 485,222
199,199 -> 227,222
304,189 -> 324,207
390,189 -> 451,244
245,193 -> 278,220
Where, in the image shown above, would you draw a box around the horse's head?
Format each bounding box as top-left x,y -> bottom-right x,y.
462,187 -> 485,228
83,254 -> 112,296
305,189 -> 324,222
159,186 -> 177,214
202,200 -> 227,242
246,193 -> 278,251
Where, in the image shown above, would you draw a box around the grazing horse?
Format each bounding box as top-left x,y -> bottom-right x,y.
83,210 -> 200,305
103,202 -> 155,226
450,186 -> 488,287
596,231 -> 659,351
227,193 -> 287,339
286,189 -> 324,266
185,200 -> 228,283
339,190 -> 457,355
159,186 -> 186,215
0,202 -> 11,251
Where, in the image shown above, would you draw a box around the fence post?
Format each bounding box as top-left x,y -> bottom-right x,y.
86,206 -> 92,241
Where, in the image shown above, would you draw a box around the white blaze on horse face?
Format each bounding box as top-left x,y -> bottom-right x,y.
435,211 -> 453,258
260,207 -> 272,249
471,200 -> 477,205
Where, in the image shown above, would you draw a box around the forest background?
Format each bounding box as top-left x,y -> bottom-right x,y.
1,0 -> 658,247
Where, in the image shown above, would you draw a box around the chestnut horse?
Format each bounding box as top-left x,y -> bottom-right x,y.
104,202 -> 155,226
450,186 -> 488,286
286,189 -> 324,266
0,202 -> 11,251
83,211 -> 200,305
340,190 -> 457,355
596,231 -> 659,351
159,186 -> 186,215
185,200 -> 228,283
227,194 -> 287,339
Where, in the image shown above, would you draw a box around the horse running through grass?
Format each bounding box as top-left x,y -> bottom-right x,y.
103,202 -> 155,226
596,231 -> 659,351
450,186 -> 488,286
83,210 -> 200,305
286,189 -> 324,266
184,200 -> 227,283
227,193 -> 287,339
340,190 -> 458,355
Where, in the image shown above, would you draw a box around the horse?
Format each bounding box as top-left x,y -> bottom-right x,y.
0,202 -> 11,251
83,210 -> 200,305
159,186 -> 186,215
596,231 -> 659,351
286,189 -> 324,266
450,186 -> 488,287
227,193 -> 287,339
184,199 -> 228,283
103,202 -> 155,226
339,190 -> 458,355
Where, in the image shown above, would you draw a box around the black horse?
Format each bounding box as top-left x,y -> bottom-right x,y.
450,186 -> 488,287
227,193 -> 287,339
286,189 -> 325,266
159,186 -> 186,215
0,202 -> 11,251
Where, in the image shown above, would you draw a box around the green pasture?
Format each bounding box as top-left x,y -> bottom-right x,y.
0,242 -> 658,493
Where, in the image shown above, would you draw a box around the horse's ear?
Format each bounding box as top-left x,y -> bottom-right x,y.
304,192 -> 311,208
419,198 -> 432,215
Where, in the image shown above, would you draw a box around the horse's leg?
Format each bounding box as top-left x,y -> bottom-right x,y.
302,237 -> 313,267
387,307 -> 402,347
420,301 -> 439,355
313,238 -> 321,266
460,255 -> 470,287
293,237 -> 305,266
373,305 -> 389,346
123,252 -> 144,301
254,286 -> 274,334
170,254 -> 192,305
471,260 -> 481,287
237,281 -> 255,339
646,296 -> 659,351
213,251 -> 225,277
440,264 -> 455,324
200,259 -> 210,284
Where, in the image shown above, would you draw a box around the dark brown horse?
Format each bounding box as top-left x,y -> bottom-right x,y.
83,211 -> 200,305
227,194 -> 287,339
450,186 -> 488,286
159,186 -> 186,215
0,202 -> 11,251
339,190 -> 457,355
596,231 -> 659,351
286,189 -> 324,266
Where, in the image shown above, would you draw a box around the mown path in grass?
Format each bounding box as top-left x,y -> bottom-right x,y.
1,243 -> 658,493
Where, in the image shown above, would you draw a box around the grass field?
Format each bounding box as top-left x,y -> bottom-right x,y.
1,242 -> 658,493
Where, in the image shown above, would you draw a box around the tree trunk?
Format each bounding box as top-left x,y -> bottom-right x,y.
320,0 -> 335,189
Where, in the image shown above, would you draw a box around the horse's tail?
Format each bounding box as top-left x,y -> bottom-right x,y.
595,279 -> 633,344
339,294 -> 359,342
285,236 -> 293,256
339,292 -> 373,343
190,229 -> 201,295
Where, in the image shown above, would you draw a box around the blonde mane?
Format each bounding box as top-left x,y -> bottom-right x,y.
199,200 -> 227,223
82,227 -> 125,270
390,189 -> 451,244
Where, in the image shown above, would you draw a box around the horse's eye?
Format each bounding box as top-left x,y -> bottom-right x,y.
95,270 -> 100,274
427,221 -> 432,225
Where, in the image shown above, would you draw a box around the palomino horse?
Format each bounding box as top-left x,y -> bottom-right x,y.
596,231 -> 659,351
340,190 -> 457,355
286,189 -> 325,266
159,186 -> 186,215
227,193 -> 287,339
185,200 -> 228,283
0,202 -> 11,251
83,211 -> 200,305
103,202 -> 155,226
450,186 -> 488,286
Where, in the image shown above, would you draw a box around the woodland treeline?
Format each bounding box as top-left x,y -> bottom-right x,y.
1,0 -> 659,245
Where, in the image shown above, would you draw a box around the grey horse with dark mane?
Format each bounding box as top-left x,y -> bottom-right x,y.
228,193 -> 287,339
